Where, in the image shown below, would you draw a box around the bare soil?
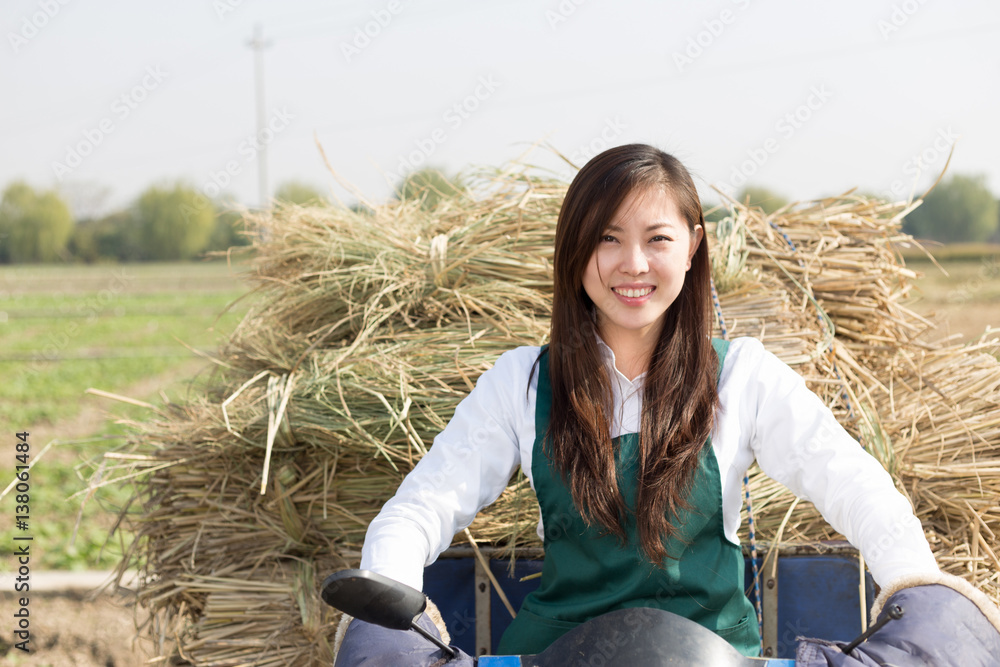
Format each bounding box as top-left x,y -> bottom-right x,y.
917,302 -> 1000,343
1,362 -> 210,667
0,590 -> 150,667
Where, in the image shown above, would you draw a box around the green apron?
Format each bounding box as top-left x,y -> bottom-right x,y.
497,339 -> 760,657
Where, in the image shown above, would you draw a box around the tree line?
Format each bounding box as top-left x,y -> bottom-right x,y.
719,175 -> 1000,244
0,180 -> 326,264
1,170 -> 997,264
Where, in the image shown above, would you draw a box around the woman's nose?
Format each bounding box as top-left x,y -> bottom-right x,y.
619,243 -> 649,274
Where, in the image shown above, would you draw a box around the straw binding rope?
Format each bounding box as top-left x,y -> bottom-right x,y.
767,220 -> 860,427
711,276 -> 764,650
767,218 -> 870,630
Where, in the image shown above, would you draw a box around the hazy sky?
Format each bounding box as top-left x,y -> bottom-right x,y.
3,0 -> 999,216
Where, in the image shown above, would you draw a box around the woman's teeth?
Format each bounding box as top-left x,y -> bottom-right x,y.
613,287 -> 653,298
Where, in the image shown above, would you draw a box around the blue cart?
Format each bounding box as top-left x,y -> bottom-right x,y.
424,542 -> 873,662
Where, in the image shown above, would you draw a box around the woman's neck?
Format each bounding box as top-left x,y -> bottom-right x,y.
599,329 -> 659,382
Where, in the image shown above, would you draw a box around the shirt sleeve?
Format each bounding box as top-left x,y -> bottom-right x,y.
359,347 -> 534,591
737,337 -> 939,586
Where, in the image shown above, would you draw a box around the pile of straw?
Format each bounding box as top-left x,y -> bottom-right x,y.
105,163 -> 1000,665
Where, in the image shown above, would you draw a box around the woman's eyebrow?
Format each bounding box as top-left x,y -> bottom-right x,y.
604,222 -> 675,233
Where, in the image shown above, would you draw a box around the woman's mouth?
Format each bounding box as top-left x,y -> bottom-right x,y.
611,286 -> 654,299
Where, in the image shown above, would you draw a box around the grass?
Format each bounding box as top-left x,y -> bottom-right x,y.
897,241 -> 1000,263
0,263 -> 249,425
0,260 -> 254,571
901,247 -> 1000,341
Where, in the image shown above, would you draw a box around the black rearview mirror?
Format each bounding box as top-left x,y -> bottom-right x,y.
321,568 -> 456,658
322,568 -> 427,630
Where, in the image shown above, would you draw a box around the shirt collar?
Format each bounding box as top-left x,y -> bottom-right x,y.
595,335 -> 647,388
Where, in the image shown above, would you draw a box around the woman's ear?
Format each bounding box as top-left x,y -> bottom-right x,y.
686,225 -> 704,270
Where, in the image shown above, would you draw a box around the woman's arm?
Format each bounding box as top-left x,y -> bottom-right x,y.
359,346 -> 537,591
735,338 -> 938,586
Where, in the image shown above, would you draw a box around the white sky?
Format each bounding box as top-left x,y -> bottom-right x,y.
2,0 -> 999,217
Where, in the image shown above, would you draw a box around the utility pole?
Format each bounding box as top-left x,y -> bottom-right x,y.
247,24 -> 272,209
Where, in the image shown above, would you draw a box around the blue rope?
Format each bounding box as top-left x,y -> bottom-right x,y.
715,220 -> 867,651
767,218 -> 873,632
711,277 -> 763,649
710,278 -> 729,341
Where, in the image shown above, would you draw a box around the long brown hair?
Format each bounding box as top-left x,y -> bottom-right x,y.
545,143 -> 718,563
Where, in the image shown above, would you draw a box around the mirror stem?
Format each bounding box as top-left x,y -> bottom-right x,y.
411,620 -> 458,659
841,604 -> 904,655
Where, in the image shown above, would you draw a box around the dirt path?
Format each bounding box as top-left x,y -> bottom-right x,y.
1,361 -> 212,666
920,303 -> 1000,343
0,590 -> 150,666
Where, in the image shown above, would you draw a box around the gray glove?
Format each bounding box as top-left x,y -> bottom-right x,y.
332,597 -> 473,667
796,571 -> 1000,666
333,610 -> 474,667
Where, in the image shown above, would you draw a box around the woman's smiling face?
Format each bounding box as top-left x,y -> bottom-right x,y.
582,186 -> 703,349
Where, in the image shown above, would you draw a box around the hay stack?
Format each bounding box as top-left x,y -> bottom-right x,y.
107,165 -> 1000,665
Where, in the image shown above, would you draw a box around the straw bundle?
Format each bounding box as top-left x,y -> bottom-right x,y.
108,163 -> 1000,665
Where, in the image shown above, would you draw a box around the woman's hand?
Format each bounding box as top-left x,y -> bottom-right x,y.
796,570 -> 1000,666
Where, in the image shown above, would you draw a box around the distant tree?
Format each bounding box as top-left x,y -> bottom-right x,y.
993,199 -> 1000,243
396,168 -> 462,210
736,185 -> 789,215
68,211 -> 139,262
58,181 -> 113,221
702,202 -> 731,224
903,174 -> 999,243
207,208 -> 252,251
134,183 -> 216,260
0,181 -> 74,262
275,181 -> 327,206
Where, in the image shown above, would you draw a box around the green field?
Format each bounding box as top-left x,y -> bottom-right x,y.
0,261 -> 253,570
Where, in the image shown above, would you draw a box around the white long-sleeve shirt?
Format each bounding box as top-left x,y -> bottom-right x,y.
360,337 -> 938,591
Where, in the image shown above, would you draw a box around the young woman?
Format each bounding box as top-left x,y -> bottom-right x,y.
351,144 -> 939,659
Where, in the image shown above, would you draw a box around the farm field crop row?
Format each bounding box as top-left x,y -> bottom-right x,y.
0,260 -> 254,570
1,262 -> 250,425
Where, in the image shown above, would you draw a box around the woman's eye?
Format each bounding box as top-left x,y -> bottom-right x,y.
650,235 -> 672,243
600,235 -> 617,243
